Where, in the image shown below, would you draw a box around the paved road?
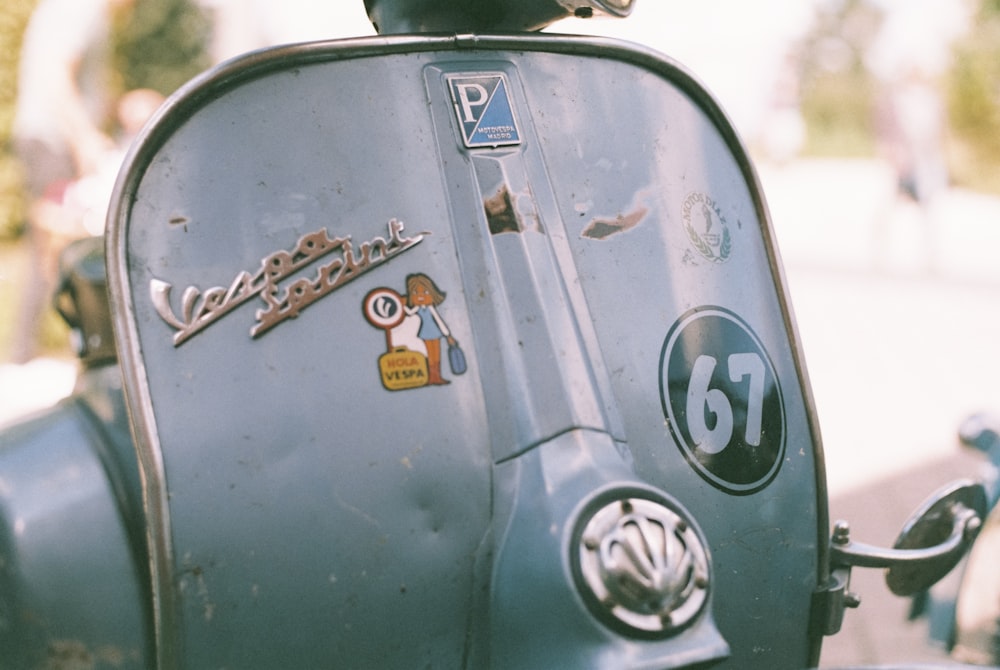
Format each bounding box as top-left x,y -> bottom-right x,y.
764,159 -> 1000,501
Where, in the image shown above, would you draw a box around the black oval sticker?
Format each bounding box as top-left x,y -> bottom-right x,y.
659,306 -> 785,495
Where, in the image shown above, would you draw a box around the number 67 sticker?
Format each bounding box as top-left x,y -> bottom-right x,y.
659,306 -> 786,495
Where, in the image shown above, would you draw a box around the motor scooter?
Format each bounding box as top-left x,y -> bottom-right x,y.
0,1 -> 996,668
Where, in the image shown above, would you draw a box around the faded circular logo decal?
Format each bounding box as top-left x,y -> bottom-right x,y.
363,287 -> 405,330
683,192 -> 731,263
659,306 -> 785,495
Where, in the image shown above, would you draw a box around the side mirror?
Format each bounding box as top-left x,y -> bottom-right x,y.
815,480 -> 986,637
884,480 -> 987,596
831,480 -> 986,596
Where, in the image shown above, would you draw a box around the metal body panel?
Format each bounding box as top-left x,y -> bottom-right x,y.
0,368 -> 150,668
108,34 -> 828,668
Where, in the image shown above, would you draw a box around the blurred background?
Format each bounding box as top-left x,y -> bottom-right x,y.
1,0 -> 999,665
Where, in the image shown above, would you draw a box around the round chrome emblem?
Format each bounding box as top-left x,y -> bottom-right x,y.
573,494 -> 710,637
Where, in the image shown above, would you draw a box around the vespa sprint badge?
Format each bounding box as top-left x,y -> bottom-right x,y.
150,219 -> 425,346
659,306 -> 785,495
447,73 -> 521,148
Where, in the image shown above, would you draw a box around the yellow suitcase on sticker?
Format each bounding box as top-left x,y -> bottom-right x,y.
378,347 -> 429,391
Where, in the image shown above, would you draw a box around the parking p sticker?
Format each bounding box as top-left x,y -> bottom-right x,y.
447,73 -> 521,148
659,306 -> 786,495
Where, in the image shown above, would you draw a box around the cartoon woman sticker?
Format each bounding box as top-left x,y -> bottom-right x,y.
403,273 -> 456,385
363,274 -> 465,391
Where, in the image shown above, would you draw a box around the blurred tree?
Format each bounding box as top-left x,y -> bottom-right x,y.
0,0 -> 211,242
110,0 -> 211,99
0,0 -> 211,360
0,0 -> 37,239
797,0 -> 1000,195
947,0 -> 1000,194
796,0 -> 882,157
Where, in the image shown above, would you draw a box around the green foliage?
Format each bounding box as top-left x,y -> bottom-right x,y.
0,0 -> 37,240
946,5 -> 1000,194
0,0 -> 211,360
796,0 -> 881,158
111,0 -> 212,97
0,0 -> 211,242
800,69 -> 876,157
796,0 -> 1000,194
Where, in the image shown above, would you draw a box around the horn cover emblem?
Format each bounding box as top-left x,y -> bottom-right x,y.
573,493 -> 711,637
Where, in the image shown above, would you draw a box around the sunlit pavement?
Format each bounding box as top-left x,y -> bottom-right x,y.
0,356 -> 76,428
761,157 -> 1000,667
763,158 -> 1000,498
2,156 -> 999,665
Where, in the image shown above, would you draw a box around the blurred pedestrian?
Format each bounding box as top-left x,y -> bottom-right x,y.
9,0 -> 134,363
63,87 -> 165,237
866,0 -> 973,269
868,3 -> 950,207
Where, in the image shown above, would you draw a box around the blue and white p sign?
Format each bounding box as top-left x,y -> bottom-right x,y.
447,73 -> 521,148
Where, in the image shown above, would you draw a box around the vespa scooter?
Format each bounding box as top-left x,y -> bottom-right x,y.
0,1 -> 994,668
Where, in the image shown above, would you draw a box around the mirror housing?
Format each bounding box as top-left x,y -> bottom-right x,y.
364,0 -> 634,34
830,480 -> 985,597
814,480 -> 986,637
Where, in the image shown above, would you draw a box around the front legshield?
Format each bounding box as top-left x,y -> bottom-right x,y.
107,34 -> 826,669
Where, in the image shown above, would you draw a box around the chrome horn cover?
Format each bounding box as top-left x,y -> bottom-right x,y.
573,493 -> 711,637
